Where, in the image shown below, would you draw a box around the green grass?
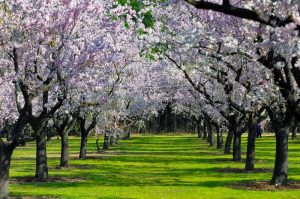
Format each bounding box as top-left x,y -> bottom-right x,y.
9,134 -> 300,199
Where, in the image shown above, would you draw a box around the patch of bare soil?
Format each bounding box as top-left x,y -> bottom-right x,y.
217,168 -> 272,173
10,176 -> 84,183
230,181 -> 300,191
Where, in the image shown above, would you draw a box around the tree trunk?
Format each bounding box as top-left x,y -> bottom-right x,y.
206,124 -> 210,143
0,143 -> 13,199
224,131 -> 233,154
127,131 -> 131,139
96,139 -> 101,153
60,131 -> 69,167
35,131 -> 48,180
116,134 -> 120,144
233,133 -> 242,161
47,135 -> 51,142
245,115 -> 257,171
103,131 -> 110,150
0,113 -> 28,198
270,126 -> 289,185
216,127 -> 223,149
208,124 -> 214,146
110,134 -> 115,145
292,128 -> 297,140
124,131 -> 131,140
197,121 -> 202,138
203,123 -> 207,140
291,122 -> 297,140
79,132 -> 87,159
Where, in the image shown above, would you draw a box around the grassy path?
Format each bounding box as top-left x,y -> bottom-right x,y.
9,135 -> 300,198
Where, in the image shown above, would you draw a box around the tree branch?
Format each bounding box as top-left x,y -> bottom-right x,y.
184,0 -> 295,27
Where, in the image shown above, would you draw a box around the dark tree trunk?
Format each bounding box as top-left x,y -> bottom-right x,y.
54,113 -> 78,168
116,134 -> 120,144
291,122 -> 297,140
103,131 -> 110,150
233,132 -> 242,161
35,131 -> 48,180
224,131 -> 233,154
270,126 -> 289,185
208,124 -> 214,146
292,128 -> 297,140
79,132 -> 88,159
0,143 -> 13,199
127,131 -> 131,139
0,113 -> 28,198
6,134 -> 10,142
216,127 -> 223,149
60,131 -> 69,167
124,130 -> 131,140
245,114 -> 257,171
96,139 -> 101,153
110,134 -> 115,145
206,124 -> 210,143
197,120 -> 202,138
78,115 -> 97,159
31,119 -> 49,181
203,123 -> 207,140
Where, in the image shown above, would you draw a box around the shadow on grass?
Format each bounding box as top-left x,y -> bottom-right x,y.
229,180 -> 300,191
10,135 -> 300,198
216,168 -> 273,173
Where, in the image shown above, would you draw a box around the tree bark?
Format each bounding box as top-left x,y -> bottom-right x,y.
0,143 -> 13,199
103,131 -> 110,150
79,132 -> 88,159
291,122 -> 297,140
60,131 -> 69,167
31,118 -> 49,181
224,131 -> 233,154
207,124 -> 214,146
206,124 -> 210,143
0,112 -> 28,198
78,115 -> 97,159
46,135 -> 52,142
292,127 -> 297,140
270,126 -> 289,185
116,134 -> 120,144
123,130 -> 131,140
127,131 -> 131,139
35,131 -> 48,180
233,132 -> 242,161
245,115 -> 257,171
96,139 -> 101,153
216,127 -> 223,149
203,123 -> 207,140
197,120 -> 202,138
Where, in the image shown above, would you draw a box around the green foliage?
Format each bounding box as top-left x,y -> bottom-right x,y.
130,0 -> 140,12
114,0 -> 156,29
136,28 -> 147,35
142,10 -> 155,28
117,0 -> 127,6
145,53 -> 156,61
143,43 -> 168,61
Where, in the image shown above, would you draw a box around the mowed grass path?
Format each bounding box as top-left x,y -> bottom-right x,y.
9,134 -> 300,199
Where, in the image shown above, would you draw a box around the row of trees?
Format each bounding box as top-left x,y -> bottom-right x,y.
1,0 -> 300,198
0,1 -> 168,198
117,0 -> 300,186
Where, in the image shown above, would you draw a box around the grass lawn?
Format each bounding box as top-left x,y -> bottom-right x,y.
9,134 -> 300,199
